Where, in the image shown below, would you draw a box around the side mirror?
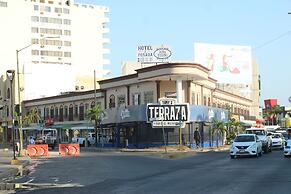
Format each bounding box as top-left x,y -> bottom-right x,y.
230,140 -> 234,143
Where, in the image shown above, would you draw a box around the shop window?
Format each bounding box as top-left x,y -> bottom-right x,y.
68,104 -> 73,121
109,95 -> 115,108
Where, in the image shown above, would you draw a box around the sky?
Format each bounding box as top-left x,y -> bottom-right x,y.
76,0 -> 291,107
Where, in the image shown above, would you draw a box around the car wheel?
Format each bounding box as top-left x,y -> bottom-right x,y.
269,146 -> 272,152
87,141 -> 90,147
259,149 -> 262,156
230,155 -> 235,159
263,146 -> 268,153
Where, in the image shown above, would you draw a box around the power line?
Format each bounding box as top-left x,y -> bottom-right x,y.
253,30 -> 291,51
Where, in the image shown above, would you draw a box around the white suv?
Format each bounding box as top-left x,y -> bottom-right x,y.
230,134 -> 263,159
245,128 -> 272,153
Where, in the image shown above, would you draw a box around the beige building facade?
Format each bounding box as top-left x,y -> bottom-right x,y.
2,62 -> 255,148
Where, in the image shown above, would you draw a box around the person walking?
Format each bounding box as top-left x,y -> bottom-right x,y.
29,136 -> 35,145
194,128 -> 201,148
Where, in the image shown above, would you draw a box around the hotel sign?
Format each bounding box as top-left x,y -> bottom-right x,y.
137,45 -> 172,63
146,103 -> 190,128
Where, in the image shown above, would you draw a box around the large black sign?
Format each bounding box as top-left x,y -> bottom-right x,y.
147,104 -> 189,123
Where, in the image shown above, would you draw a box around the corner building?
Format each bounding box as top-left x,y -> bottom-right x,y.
23,63 -> 253,148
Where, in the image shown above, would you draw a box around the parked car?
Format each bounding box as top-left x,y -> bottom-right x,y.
245,127 -> 272,153
72,132 -> 96,147
271,132 -> 284,150
230,134 -> 263,159
284,139 -> 291,157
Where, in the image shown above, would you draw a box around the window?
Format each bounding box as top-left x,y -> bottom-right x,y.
50,106 -> 54,118
55,7 -> 62,13
132,93 -> 140,105
59,105 -> 63,121
64,52 -> 71,57
74,105 -> 78,117
55,107 -> 58,120
117,95 -> 126,107
85,103 -> 89,117
64,30 -> 71,36
68,104 -> 73,121
63,8 -> 69,14
144,91 -> 153,104
79,103 -> 84,120
91,101 -> 95,108
64,41 -> 71,46
109,95 -> 115,108
48,1 -> 53,4
203,96 -> 207,106
0,1 -> 7,7
31,50 -> 39,55
34,5 -> 39,11
45,6 -> 51,12
40,50 -> 62,57
31,27 -> 38,33
196,94 -> 199,105
40,28 -> 62,35
40,0 -> 45,3
31,16 -> 39,22
45,107 -> 49,119
64,105 -> 68,118
31,38 -> 39,44
63,19 -> 71,25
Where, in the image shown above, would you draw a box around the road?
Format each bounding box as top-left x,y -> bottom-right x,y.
8,149 -> 291,194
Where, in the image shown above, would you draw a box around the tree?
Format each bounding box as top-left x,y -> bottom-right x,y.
271,105 -> 283,125
22,109 -> 40,126
212,119 -> 226,147
87,104 -> 103,147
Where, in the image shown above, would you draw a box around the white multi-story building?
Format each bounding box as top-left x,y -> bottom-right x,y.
0,0 -> 109,101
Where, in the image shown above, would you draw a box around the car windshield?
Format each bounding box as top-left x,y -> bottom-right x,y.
272,134 -> 281,138
246,130 -> 264,135
234,136 -> 255,142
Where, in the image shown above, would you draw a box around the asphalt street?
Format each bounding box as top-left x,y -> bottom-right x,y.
8,149 -> 291,194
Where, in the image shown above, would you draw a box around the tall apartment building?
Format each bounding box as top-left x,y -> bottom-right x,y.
0,0 -> 110,101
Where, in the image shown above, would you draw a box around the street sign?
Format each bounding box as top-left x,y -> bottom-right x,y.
147,99 -> 189,128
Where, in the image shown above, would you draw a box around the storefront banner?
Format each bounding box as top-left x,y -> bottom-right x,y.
189,105 -> 229,122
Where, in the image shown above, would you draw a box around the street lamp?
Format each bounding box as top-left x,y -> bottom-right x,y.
16,36 -> 60,154
6,70 -> 18,164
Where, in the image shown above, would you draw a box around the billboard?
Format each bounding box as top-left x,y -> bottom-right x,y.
137,45 -> 172,63
194,43 -> 252,84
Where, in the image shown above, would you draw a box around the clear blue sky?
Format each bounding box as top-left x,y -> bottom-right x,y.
76,0 -> 291,107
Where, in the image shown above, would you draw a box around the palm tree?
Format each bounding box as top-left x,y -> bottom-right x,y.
271,105 -> 283,125
22,109 -> 40,126
87,104 -> 103,147
212,119 -> 226,147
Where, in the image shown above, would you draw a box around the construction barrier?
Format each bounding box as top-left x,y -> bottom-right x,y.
59,144 -> 80,156
27,144 -> 49,157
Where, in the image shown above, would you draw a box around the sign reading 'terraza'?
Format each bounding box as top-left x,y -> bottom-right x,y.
146,104 -> 190,124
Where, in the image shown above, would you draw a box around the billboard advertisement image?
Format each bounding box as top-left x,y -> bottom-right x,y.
194,43 -> 252,84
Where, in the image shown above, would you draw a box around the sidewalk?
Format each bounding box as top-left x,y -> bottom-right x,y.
81,145 -> 230,153
0,148 -> 31,182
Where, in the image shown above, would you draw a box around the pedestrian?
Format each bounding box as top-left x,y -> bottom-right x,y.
194,127 -> 201,148
29,136 -> 35,145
